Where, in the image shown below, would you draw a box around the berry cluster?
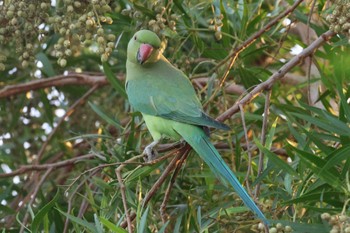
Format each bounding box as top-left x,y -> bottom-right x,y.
207,14 -> 224,41
321,212 -> 350,233
0,0 -> 51,70
252,222 -> 292,233
0,0 -> 116,71
121,1 -> 179,34
49,0 -> 115,66
326,0 -> 350,42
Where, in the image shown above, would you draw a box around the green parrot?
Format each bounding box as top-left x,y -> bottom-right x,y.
125,30 -> 268,225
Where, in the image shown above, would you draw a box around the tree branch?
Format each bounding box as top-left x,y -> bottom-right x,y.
217,30 -> 336,122
0,73 -> 112,98
0,154 -> 95,178
203,0 -> 305,108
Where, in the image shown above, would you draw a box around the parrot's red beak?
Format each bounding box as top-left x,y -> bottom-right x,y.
137,44 -> 153,64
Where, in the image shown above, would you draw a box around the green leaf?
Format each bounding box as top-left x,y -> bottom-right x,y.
89,101 -> 123,130
219,206 -> 249,216
102,62 -> 127,98
138,206 -> 149,233
0,204 -> 16,214
291,108 -> 350,137
291,146 -> 344,192
66,133 -> 114,141
321,145 -> 350,173
31,189 -> 59,233
173,212 -> 183,233
157,221 -> 170,233
94,214 -> 104,233
56,208 -> 97,232
36,52 -> 56,77
133,2 -> 154,17
196,206 -> 201,229
126,160 -> 165,184
283,191 -> 343,206
100,217 -> 128,233
255,139 -> 298,176
265,117 -> 278,149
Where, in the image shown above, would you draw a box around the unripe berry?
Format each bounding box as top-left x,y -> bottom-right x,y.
107,34 -> 116,41
0,63 -> 5,71
22,52 -> 30,59
22,60 -> 29,68
86,19 -> 94,26
97,36 -> 105,44
59,58 -> 67,67
101,53 -> 108,62
107,42 -> 114,48
97,28 -> 104,36
65,49 -> 72,56
285,226 -> 292,232
67,5 -> 74,13
74,1 -> 81,8
63,40 -> 70,47
215,31 -> 222,40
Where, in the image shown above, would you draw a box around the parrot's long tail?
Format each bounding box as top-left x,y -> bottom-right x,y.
175,125 -> 269,225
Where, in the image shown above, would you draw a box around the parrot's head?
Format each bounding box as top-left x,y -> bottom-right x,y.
127,30 -> 162,65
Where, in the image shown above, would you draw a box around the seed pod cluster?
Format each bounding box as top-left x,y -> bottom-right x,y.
121,1 -> 179,34
251,222 -> 292,233
0,0 -> 116,71
326,0 -> 350,42
207,14 -> 224,41
49,0 -> 115,66
0,0 -> 51,70
321,212 -> 350,233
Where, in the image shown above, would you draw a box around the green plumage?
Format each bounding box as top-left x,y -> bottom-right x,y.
126,30 -> 268,225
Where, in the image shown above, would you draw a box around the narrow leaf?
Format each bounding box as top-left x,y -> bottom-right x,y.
36,52 -> 56,77
255,139 -> 298,176
102,62 -> 127,98
100,217 -> 128,233
138,206 -> 149,233
89,101 -> 123,130
31,190 -> 60,233
56,208 -> 97,232
94,214 -> 104,233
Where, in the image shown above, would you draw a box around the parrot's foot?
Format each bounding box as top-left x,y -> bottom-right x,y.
143,140 -> 159,162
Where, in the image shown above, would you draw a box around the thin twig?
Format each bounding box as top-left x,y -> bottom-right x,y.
120,146 -> 189,229
160,146 -> 191,223
306,0 -> 317,105
254,89 -> 271,198
142,146 -> 188,207
116,154 -> 145,233
0,154 -> 96,178
0,73 -> 112,98
63,169 -> 100,233
19,168 -> 53,233
215,0 -> 305,73
216,30 -> 336,122
203,0 -> 305,107
239,104 -> 252,195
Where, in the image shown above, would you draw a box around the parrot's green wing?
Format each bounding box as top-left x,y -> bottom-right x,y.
126,56 -> 229,130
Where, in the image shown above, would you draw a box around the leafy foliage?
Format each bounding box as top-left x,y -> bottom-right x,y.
0,0 -> 350,232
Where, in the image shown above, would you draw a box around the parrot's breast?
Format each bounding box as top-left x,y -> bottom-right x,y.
142,114 -> 182,141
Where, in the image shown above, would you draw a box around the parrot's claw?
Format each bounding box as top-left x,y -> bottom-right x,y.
142,140 -> 159,162
143,146 -> 158,162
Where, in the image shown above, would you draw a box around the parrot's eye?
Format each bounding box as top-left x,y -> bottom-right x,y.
134,36 -> 137,40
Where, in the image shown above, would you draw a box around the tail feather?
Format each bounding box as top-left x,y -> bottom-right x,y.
175,125 -> 269,225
